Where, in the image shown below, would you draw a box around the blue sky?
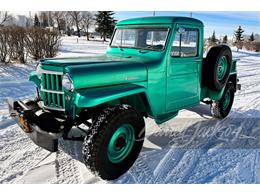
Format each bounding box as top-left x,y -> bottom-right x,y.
114,11 -> 260,38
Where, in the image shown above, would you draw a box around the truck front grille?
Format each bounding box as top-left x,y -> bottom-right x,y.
41,72 -> 65,111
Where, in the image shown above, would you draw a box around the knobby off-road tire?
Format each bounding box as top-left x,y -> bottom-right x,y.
211,82 -> 235,119
203,45 -> 232,91
82,105 -> 145,180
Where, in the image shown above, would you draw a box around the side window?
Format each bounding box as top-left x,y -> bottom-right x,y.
171,28 -> 198,57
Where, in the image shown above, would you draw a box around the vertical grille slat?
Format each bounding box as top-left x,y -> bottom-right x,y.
41,72 -> 64,111
50,75 -> 56,106
42,74 -> 46,89
46,74 -> 50,90
55,75 -> 60,91
51,75 -> 55,90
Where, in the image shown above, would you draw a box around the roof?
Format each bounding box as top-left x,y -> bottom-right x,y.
116,16 -> 204,26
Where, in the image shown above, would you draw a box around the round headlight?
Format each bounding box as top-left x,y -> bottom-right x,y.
36,63 -> 42,80
62,74 -> 74,91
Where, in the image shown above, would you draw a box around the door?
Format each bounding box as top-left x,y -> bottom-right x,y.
166,25 -> 201,111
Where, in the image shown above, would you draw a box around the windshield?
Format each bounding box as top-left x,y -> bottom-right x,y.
110,27 -> 169,51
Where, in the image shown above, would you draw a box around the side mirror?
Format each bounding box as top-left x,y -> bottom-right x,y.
178,28 -> 185,34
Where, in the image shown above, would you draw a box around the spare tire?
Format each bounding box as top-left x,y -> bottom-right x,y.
203,45 -> 232,91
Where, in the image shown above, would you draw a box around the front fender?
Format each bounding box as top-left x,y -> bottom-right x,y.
74,84 -> 147,108
29,71 -> 41,88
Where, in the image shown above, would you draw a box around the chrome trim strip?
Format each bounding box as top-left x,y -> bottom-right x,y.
41,88 -> 64,94
43,105 -> 65,112
40,68 -> 64,75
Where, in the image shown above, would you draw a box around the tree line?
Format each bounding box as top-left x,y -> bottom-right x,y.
207,26 -> 259,52
0,11 -> 117,64
0,11 -> 116,41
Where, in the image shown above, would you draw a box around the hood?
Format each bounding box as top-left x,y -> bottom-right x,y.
41,55 -> 122,67
41,55 -> 148,90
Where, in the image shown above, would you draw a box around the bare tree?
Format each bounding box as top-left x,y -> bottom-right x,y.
39,12 -> 49,28
48,11 -> 54,27
82,12 -> 94,40
68,11 -> 84,37
0,28 -> 9,62
51,11 -> 65,33
0,12 -> 13,26
64,12 -> 73,36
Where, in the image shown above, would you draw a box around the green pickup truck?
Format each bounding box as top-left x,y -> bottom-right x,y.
8,16 -> 240,180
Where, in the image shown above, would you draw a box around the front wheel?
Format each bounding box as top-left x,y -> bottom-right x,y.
211,83 -> 235,119
82,105 -> 145,180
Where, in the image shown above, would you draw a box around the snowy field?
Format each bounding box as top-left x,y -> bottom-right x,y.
0,36 -> 260,184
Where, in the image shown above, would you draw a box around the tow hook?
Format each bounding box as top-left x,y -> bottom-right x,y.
18,115 -> 33,133
237,84 -> 241,90
236,79 -> 241,90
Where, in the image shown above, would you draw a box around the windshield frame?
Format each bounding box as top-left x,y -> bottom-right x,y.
109,26 -> 171,52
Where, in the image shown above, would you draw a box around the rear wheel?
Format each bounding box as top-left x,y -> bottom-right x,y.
82,105 -> 145,180
211,83 -> 235,119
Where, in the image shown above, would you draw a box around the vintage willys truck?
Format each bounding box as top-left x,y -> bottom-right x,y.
8,16 -> 240,180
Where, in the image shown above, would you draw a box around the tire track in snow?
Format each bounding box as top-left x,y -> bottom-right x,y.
53,141 -> 83,184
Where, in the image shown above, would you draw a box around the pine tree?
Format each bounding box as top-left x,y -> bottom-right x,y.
210,31 -> 217,44
234,26 -> 244,51
34,14 -> 40,27
95,11 -> 116,41
249,32 -> 255,42
222,35 -> 228,44
234,26 -> 244,42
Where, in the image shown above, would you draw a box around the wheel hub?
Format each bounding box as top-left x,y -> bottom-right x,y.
107,124 -> 135,163
223,90 -> 231,110
115,136 -> 126,149
217,56 -> 228,81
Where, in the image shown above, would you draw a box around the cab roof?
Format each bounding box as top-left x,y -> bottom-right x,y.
116,16 -> 204,26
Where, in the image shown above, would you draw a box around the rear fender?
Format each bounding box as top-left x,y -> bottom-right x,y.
208,73 -> 237,100
207,87 -> 225,101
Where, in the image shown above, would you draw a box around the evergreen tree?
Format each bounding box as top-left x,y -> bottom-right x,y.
222,35 -> 228,44
210,31 -> 217,44
234,26 -> 244,51
249,32 -> 255,42
95,11 -> 116,41
34,14 -> 40,27
234,26 -> 244,42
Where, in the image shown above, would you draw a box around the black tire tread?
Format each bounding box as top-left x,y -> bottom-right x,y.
82,104 -> 145,180
211,83 -> 235,119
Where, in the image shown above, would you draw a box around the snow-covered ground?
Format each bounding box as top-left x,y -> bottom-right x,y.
0,36 -> 260,184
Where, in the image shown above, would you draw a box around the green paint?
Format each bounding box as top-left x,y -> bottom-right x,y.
107,124 -> 135,163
